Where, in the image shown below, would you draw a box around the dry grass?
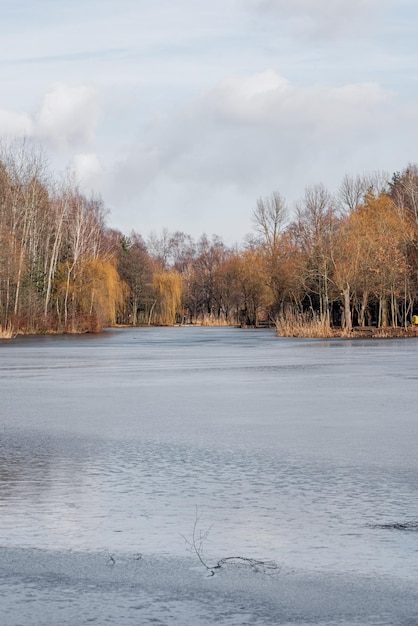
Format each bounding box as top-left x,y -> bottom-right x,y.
277,315 -> 418,339
199,315 -> 232,327
0,323 -> 15,339
275,312 -> 335,338
349,326 -> 418,338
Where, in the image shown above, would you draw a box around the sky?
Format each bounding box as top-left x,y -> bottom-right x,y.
1,0 -> 417,244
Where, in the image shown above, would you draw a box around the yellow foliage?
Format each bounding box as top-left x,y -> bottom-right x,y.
54,255 -> 127,329
153,270 -> 182,325
82,257 -> 127,325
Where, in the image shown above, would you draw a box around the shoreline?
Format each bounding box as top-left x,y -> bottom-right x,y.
2,323 -> 418,341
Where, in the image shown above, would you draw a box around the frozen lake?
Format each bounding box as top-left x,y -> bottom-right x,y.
1,326 -> 418,624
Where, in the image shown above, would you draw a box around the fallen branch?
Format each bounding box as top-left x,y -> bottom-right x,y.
182,506 -> 281,576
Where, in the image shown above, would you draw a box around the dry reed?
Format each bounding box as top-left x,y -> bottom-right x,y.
275,312 -> 335,338
200,315 -> 232,327
0,323 -> 15,339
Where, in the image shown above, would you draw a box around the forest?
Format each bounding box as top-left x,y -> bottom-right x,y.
1,140 -> 418,338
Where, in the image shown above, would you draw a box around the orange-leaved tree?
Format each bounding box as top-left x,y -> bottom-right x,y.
152,270 -> 182,325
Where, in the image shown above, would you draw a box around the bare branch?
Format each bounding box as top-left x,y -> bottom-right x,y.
182,507 -> 281,576
252,191 -> 288,250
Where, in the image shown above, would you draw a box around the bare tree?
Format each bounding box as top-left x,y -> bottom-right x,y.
251,192 -> 289,317
295,183 -> 337,324
364,170 -> 390,198
337,173 -> 369,214
338,171 -> 390,215
252,191 -> 288,250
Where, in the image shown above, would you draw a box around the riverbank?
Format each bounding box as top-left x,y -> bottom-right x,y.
276,324 -> 418,339
3,322 -> 418,341
348,325 -> 418,338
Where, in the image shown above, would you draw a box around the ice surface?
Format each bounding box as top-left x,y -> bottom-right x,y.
1,327 -> 418,624
1,547 -> 417,625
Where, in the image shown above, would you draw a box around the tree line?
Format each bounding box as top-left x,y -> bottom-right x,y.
1,139 -> 418,335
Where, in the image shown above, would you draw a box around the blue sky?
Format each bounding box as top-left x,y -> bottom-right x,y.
1,0 -> 417,243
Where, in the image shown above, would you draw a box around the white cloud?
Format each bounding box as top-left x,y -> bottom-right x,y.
102,69 -> 404,242
70,153 -> 103,185
0,108 -> 33,137
0,83 -> 100,152
34,83 -> 99,149
197,71 -> 393,148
